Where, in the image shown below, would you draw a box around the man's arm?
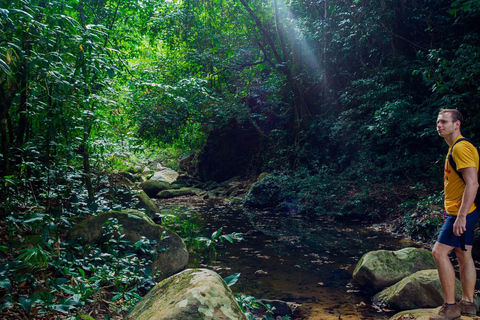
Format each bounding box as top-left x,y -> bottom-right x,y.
453,166 -> 479,236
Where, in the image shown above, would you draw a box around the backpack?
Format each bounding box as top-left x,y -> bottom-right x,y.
448,137 -> 480,207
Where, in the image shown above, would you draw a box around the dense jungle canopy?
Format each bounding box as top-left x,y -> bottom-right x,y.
1,0 -> 480,190
1,0 -> 480,318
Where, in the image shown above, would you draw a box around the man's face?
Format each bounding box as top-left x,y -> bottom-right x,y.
436,112 -> 458,137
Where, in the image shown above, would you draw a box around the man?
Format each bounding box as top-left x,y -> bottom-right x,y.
430,109 -> 479,320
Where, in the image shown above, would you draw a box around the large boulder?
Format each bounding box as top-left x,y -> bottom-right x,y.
151,168 -> 179,184
373,269 -> 462,310
140,180 -> 171,198
67,210 -> 188,279
126,268 -> 248,320
353,247 -> 436,292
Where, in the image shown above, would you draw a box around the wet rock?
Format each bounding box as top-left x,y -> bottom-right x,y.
157,187 -> 202,199
151,168 -> 179,184
140,180 -> 171,198
353,247 -> 436,292
126,268 -> 247,320
373,269 -> 462,310
67,209 -> 188,280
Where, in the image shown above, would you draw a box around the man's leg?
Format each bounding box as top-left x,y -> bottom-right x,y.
455,245 -> 475,302
432,241 -> 456,303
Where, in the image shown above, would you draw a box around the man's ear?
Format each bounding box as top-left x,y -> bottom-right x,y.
455,120 -> 461,129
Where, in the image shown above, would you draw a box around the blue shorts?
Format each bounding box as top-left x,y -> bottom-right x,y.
437,209 -> 479,248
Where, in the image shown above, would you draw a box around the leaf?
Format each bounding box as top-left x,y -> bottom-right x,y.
223,273 -> 240,287
18,296 -> 35,313
0,59 -> 11,77
50,303 -> 73,313
0,278 -> 11,290
211,227 -> 222,240
220,234 -> 234,243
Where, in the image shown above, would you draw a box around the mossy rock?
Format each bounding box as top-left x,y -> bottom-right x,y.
119,171 -> 135,183
390,307 -> 441,320
135,191 -> 160,218
126,268 -> 247,320
373,269 -> 462,310
67,210 -> 188,279
353,247 -> 436,292
157,187 -> 202,199
140,180 -> 171,198
170,181 -> 188,189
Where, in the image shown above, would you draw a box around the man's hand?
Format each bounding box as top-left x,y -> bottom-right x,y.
453,215 -> 467,236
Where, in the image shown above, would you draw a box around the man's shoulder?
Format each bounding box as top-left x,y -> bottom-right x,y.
452,138 -> 479,167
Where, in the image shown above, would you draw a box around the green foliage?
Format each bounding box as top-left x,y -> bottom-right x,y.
0,199 -> 159,318
236,294 -> 291,320
399,191 -> 444,243
244,171 -> 411,219
195,227 -> 244,261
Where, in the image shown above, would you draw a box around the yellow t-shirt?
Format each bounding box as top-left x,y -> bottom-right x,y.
444,136 -> 479,216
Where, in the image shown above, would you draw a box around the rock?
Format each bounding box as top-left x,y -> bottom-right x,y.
149,161 -> 166,171
140,180 -> 171,198
389,307 -> 441,320
157,187 -> 202,199
170,181 -> 188,189
389,306 -> 479,320
353,247 -> 436,292
126,268 -> 247,320
67,210 -> 188,279
151,168 -> 179,184
119,171 -> 135,183
135,191 -> 160,218
373,269 -> 462,310
179,154 -> 197,175
142,167 -> 151,175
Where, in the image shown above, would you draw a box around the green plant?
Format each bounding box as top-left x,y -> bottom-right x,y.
195,227 -> 244,261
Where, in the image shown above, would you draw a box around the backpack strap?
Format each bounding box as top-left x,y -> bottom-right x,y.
448,137 -> 471,181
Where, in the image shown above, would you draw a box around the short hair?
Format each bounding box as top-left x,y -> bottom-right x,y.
439,109 -> 463,123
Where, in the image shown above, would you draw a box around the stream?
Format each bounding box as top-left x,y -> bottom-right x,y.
158,199 -> 424,320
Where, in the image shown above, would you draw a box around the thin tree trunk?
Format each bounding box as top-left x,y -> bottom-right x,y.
79,0 -> 95,203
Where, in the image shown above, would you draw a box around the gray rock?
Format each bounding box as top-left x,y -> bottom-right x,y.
67,210 -> 188,280
126,268 -> 247,320
353,247 -> 436,292
151,168 -> 179,184
373,269 -> 462,310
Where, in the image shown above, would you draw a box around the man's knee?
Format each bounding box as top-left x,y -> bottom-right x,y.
432,242 -> 452,262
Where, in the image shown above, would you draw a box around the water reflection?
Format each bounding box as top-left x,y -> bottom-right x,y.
160,202 -> 423,319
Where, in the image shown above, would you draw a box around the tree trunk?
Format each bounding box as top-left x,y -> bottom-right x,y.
79,0 -> 95,203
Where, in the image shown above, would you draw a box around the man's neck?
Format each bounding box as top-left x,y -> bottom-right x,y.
445,132 -> 462,146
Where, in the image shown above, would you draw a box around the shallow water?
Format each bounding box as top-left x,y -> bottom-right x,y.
161,201 -> 424,319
